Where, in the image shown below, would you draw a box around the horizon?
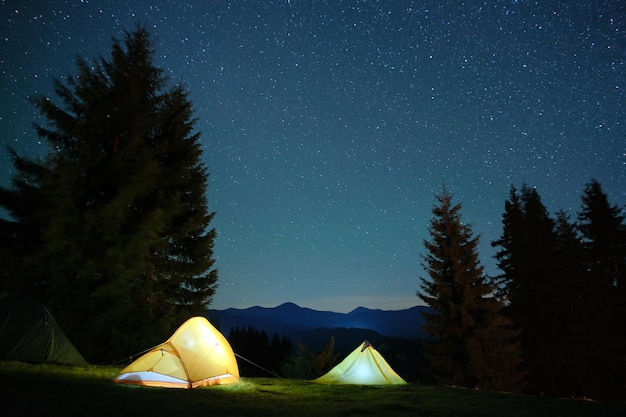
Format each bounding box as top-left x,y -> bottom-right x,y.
209,293 -> 426,314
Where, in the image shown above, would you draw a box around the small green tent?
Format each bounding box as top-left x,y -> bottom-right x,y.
310,340 -> 406,385
0,291 -> 88,367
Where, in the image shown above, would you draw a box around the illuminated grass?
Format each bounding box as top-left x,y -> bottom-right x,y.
0,361 -> 623,417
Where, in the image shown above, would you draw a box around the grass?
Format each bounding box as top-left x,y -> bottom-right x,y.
0,361 -> 623,417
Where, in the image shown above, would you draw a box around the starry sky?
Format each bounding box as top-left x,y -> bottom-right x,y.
1,1 -> 625,313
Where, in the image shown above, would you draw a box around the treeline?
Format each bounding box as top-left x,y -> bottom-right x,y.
226,326 -> 338,379
419,181 -> 625,401
227,326 -> 293,377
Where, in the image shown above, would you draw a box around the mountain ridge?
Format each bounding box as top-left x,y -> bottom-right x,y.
206,302 -> 430,342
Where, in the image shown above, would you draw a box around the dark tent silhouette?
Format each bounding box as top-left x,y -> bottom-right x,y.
0,291 -> 88,367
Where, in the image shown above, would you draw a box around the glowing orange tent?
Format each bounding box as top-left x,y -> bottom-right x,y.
113,316 -> 239,388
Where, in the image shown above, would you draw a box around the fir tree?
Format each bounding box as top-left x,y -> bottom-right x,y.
578,179 -> 626,291
492,185 -> 563,396
418,187 -> 524,392
551,210 -> 590,397
0,26 -> 218,363
576,179 -> 626,400
490,186 -> 524,302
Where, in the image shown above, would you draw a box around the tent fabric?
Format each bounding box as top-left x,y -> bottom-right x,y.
113,316 -> 239,389
310,340 -> 406,385
0,291 -> 88,367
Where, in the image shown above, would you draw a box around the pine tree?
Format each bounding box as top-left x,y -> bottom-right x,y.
0,26 -> 218,363
577,179 -> 626,400
552,210 -> 589,397
418,187 -> 524,392
578,179 -> 626,291
490,186 -> 524,302
492,185 -> 563,396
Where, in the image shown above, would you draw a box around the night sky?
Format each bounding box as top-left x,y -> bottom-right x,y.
2,1 -> 625,312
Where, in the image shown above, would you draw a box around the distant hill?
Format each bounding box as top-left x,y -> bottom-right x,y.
206,302 -> 430,345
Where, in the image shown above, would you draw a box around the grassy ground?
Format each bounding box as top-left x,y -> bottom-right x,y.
0,361 -> 623,417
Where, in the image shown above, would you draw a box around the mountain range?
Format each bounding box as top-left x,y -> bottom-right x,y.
206,302 -> 430,349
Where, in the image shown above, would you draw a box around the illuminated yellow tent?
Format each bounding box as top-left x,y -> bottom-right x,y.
311,340 -> 406,385
113,316 -> 239,388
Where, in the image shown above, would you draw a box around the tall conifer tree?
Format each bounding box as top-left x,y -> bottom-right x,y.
418,187 -> 524,392
551,210 -> 590,397
0,27 -> 218,363
492,185 -> 561,395
577,179 -> 626,400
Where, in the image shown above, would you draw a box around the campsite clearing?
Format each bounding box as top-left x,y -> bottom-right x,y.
0,361 -> 623,417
